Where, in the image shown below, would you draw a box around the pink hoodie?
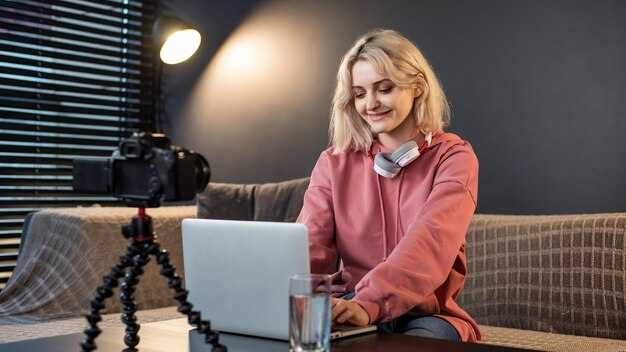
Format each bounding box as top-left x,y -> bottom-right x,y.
296,130 -> 481,343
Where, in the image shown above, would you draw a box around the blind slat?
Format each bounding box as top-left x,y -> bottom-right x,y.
0,244 -> 21,251
0,209 -> 39,215
0,54 -> 145,80
0,99 -> 141,116
86,0 -> 156,12
0,66 -> 150,90
0,133 -> 123,147
0,8 -> 145,41
0,155 -> 75,165
0,190 -> 116,197
0,167 -> 72,176
38,0 -> 152,21
0,32 -> 147,61
0,178 -> 70,187
0,90 -> 146,110
0,111 -> 144,128
1,42 -> 148,71
0,219 -> 23,227
0,89 -> 147,109
0,145 -> 115,156
0,265 -> 17,273
0,120 -> 137,138
0,77 -> 142,99
0,200 -> 120,208
1,1 -> 147,31
0,20 -> 146,51
0,253 -> 18,261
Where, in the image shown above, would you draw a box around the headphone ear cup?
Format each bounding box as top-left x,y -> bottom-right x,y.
390,141 -> 420,167
373,152 -> 401,178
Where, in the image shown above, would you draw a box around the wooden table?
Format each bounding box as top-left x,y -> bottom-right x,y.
0,318 -> 537,352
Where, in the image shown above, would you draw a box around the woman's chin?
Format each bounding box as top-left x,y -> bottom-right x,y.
367,119 -> 392,132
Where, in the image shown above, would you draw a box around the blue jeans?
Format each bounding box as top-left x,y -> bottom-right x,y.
341,292 -> 460,341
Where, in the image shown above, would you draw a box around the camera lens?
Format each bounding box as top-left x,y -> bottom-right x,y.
195,154 -> 210,191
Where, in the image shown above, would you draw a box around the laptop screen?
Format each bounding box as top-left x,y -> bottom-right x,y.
182,219 -> 309,340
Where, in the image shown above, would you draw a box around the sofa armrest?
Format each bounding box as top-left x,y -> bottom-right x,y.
0,205 -> 196,319
458,213 -> 626,339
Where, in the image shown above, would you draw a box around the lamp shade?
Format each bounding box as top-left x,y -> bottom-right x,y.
153,16 -> 201,65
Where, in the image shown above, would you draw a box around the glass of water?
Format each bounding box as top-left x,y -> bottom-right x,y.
289,273 -> 331,352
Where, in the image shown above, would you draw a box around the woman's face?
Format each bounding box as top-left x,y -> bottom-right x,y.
351,60 -> 419,147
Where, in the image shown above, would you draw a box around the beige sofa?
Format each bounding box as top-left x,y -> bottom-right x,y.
0,178 -> 625,351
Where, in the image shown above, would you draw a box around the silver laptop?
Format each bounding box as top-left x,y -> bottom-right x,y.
182,218 -> 376,342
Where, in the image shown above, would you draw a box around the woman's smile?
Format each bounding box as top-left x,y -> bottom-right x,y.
368,110 -> 391,120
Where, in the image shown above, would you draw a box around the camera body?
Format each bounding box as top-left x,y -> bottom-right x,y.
73,132 -> 210,207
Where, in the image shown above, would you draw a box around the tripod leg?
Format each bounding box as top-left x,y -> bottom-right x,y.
80,252 -> 133,352
119,241 -> 151,348
149,243 -> 228,352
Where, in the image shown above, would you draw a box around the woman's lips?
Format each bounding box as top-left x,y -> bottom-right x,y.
368,110 -> 391,121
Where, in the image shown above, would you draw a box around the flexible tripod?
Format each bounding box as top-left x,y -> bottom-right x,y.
80,208 -> 227,352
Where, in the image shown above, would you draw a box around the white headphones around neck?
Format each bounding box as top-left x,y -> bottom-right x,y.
373,133 -> 432,178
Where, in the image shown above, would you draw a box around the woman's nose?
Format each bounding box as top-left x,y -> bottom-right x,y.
366,93 -> 379,110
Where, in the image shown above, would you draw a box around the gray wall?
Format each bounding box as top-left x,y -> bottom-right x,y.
159,0 -> 626,215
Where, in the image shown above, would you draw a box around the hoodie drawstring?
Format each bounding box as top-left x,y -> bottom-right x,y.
375,166 -> 406,261
374,174 -> 388,262
394,170 -> 406,244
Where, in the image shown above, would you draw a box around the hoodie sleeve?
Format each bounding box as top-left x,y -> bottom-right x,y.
296,151 -> 337,275
352,142 -> 479,323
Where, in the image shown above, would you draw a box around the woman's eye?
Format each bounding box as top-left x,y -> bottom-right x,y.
354,92 -> 365,99
379,87 -> 393,94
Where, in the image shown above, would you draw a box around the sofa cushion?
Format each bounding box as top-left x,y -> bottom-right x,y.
480,324 -> 626,351
197,182 -> 256,220
197,177 -> 310,222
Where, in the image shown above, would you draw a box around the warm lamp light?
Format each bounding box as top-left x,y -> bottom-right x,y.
153,16 -> 201,65
152,15 -> 202,133
160,29 -> 201,64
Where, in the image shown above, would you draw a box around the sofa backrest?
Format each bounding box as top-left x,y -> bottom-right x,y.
197,177 -> 310,222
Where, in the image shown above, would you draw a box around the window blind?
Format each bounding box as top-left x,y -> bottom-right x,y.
0,0 -> 156,290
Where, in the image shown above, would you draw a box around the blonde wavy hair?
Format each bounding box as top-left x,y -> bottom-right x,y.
330,28 -> 450,154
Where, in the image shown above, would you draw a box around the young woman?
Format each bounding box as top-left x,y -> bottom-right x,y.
296,29 -> 480,342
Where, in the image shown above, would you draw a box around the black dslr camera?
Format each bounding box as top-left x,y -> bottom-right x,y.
73,132 -> 210,207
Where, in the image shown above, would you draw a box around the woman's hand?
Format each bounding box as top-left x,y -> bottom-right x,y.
331,298 -> 369,326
